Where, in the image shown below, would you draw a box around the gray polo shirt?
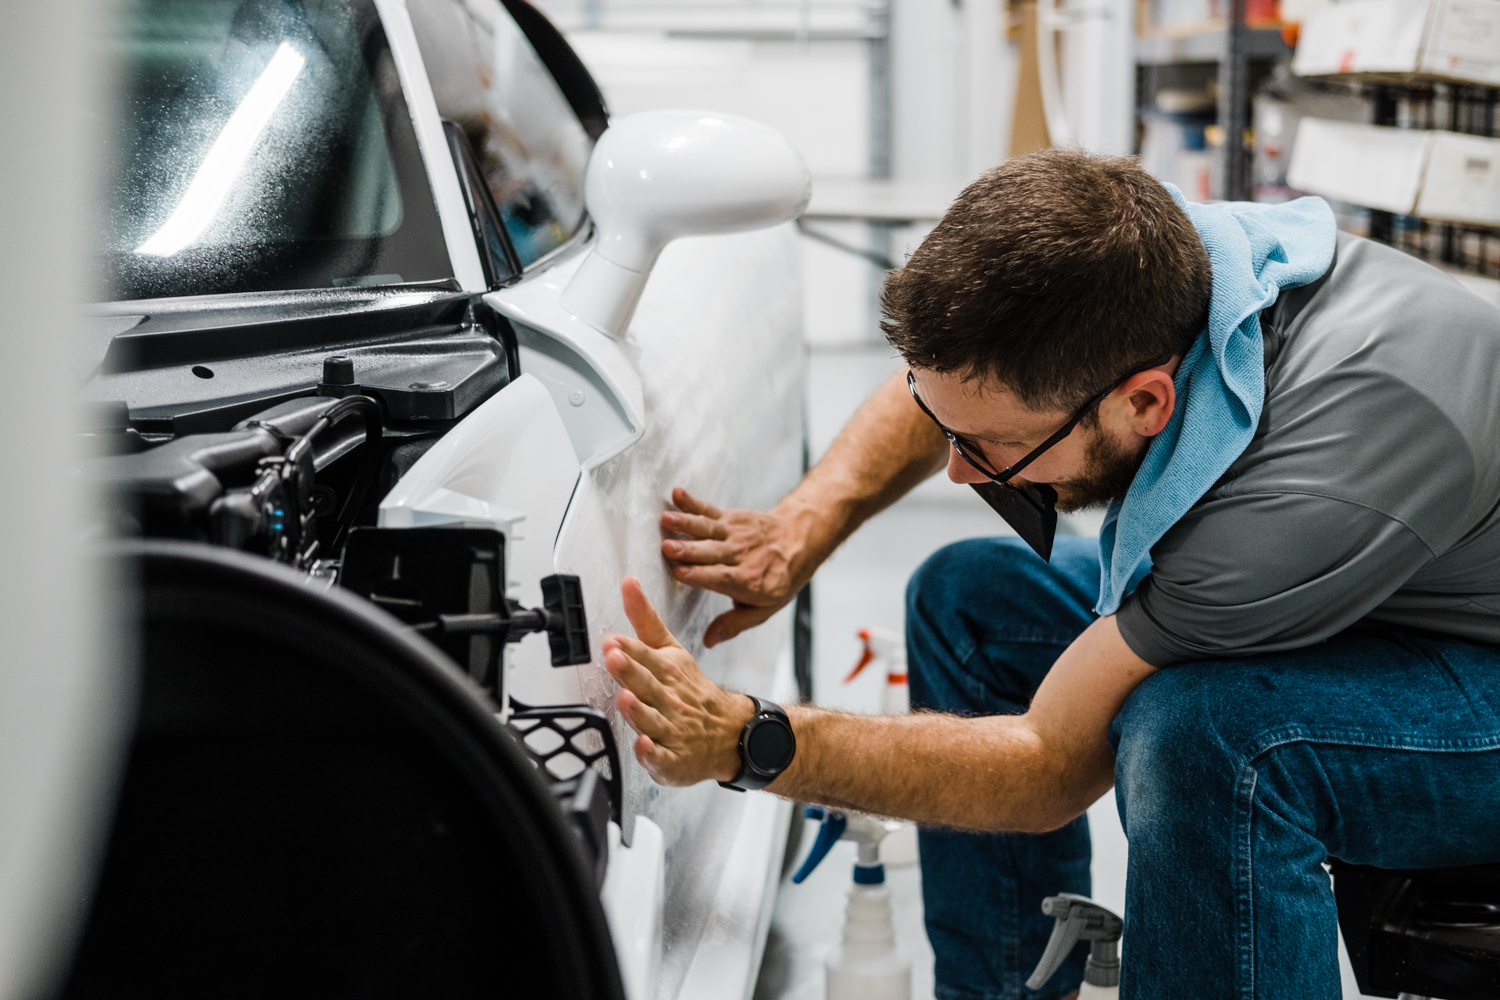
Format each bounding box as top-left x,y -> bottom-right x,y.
1116,232 -> 1500,667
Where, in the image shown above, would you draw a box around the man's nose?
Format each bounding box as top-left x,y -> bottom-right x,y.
946,446 -> 990,484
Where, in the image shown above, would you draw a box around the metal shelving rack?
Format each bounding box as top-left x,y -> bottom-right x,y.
1364,81 -> 1500,277
1135,16 -> 1290,200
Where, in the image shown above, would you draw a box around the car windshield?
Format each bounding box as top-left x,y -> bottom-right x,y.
97,0 -> 453,301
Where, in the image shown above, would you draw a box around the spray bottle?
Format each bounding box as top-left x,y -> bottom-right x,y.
791,806 -> 912,1000
844,628 -> 919,866
845,627 -> 909,715
1025,893 -> 1123,1000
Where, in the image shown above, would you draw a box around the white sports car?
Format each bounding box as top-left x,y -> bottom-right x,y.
74,1 -> 809,997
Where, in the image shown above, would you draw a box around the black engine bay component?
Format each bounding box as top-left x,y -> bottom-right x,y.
550,767 -> 612,890
85,286 -> 617,901
339,527 -> 592,705
507,703 -> 624,889
84,289 -> 520,442
98,392 -> 384,566
507,703 -> 623,827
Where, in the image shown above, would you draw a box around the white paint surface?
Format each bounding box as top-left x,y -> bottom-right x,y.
677,793 -> 795,1000
549,222 -> 805,997
0,2 -> 124,996
603,816 -> 667,1000
563,110 -> 810,336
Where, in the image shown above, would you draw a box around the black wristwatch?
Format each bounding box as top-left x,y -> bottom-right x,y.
718,696 -> 796,792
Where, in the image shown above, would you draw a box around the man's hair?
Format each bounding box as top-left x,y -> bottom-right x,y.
882,148 -> 1212,413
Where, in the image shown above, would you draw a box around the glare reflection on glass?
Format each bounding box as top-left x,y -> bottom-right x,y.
135,42 -> 306,257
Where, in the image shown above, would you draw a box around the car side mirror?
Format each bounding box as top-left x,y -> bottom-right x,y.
561,110 -> 810,338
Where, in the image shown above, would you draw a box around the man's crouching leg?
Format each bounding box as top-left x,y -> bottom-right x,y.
906,536 -> 1102,1000
1111,632 -> 1500,1000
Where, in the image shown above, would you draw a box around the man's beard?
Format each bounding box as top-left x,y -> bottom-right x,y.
1018,423 -> 1144,514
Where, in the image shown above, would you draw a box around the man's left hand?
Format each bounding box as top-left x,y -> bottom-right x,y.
602,578 -> 755,786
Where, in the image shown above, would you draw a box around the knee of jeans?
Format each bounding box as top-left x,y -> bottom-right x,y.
1112,668 -> 1242,832
905,537 -> 1053,631
905,538 -> 1071,712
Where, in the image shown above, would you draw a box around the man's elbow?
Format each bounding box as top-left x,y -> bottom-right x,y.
955,803 -> 1086,835
968,760 -> 1104,833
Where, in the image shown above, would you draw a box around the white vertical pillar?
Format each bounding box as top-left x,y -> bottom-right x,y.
892,0 -> 1019,182
962,0 -> 1012,175
0,1 -> 123,996
891,0 -> 963,182
1060,0 -> 1136,154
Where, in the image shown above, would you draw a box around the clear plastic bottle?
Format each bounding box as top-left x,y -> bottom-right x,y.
792,809 -> 912,1000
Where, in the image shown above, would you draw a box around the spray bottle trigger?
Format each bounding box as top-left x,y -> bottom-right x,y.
1025,893 -> 1123,992
791,807 -> 847,884
844,629 -> 877,683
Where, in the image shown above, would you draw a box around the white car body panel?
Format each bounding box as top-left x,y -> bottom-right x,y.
676,792 -> 793,1000
486,244 -> 647,465
538,221 -> 804,998
384,224 -> 804,1000
602,815 -> 667,1000
373,4 -> 807,994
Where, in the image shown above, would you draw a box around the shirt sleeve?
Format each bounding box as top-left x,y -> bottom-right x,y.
1115,492 -> 1437,667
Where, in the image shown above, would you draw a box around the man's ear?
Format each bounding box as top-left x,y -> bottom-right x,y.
1116,368 -> 1176,437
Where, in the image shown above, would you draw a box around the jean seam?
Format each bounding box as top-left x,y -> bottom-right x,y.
1227,726 -> 1500,1000
1234,762 -> 1259,1000
933,985 -> 1078,1000
1242,724 -> 1500,759
972,632 -> 1085,647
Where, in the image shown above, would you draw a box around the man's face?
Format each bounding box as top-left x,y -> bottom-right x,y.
909,368 -> 1156,512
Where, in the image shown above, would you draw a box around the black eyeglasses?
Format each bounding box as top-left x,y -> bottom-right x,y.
907,370 -> 1111,562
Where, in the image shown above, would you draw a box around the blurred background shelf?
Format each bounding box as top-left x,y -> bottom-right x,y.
1136,25 -> 1289,65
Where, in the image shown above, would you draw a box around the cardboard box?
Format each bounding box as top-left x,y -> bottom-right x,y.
1293,0 -> 1500,86
1288,118 -> 1500,227
1416,131 -> 1500,227
1287,118 -> 1433,213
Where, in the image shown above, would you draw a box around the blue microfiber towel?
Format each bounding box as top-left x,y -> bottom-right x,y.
1094,185 -> 1336,616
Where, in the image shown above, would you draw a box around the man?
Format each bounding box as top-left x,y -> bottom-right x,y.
601,149 -> 1500,1000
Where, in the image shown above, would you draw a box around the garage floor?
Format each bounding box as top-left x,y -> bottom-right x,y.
751,341 -> 1376,1000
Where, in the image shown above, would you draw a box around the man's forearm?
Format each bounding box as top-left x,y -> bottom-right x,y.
763,706 -> 1109,834
775,369 -> 947,567
606,592 -> 1155,833
755,617 -> 1155,833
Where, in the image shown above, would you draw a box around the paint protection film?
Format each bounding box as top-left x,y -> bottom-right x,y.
97,0 -> 452,300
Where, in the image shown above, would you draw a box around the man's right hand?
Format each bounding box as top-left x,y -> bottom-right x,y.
659,487 -> 816,647
660,369 -> 950,648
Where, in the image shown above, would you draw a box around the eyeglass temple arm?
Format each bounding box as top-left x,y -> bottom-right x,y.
905,370 -> 1112,485
996,385 -> 1114,481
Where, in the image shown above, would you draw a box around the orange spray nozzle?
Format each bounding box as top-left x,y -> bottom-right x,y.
844,628 -> 876,684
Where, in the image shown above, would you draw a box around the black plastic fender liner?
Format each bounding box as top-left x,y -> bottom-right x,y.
63,541 -> 625,1000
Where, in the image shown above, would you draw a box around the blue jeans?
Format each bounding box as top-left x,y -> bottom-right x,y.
906,536 -> 1500,1000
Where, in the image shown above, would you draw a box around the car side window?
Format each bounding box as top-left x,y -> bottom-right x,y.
408,0 -> 592,267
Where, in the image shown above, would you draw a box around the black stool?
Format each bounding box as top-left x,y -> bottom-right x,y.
1333,859 -> 1500,1000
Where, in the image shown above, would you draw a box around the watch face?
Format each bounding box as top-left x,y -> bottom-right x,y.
746,718 -> 795,773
